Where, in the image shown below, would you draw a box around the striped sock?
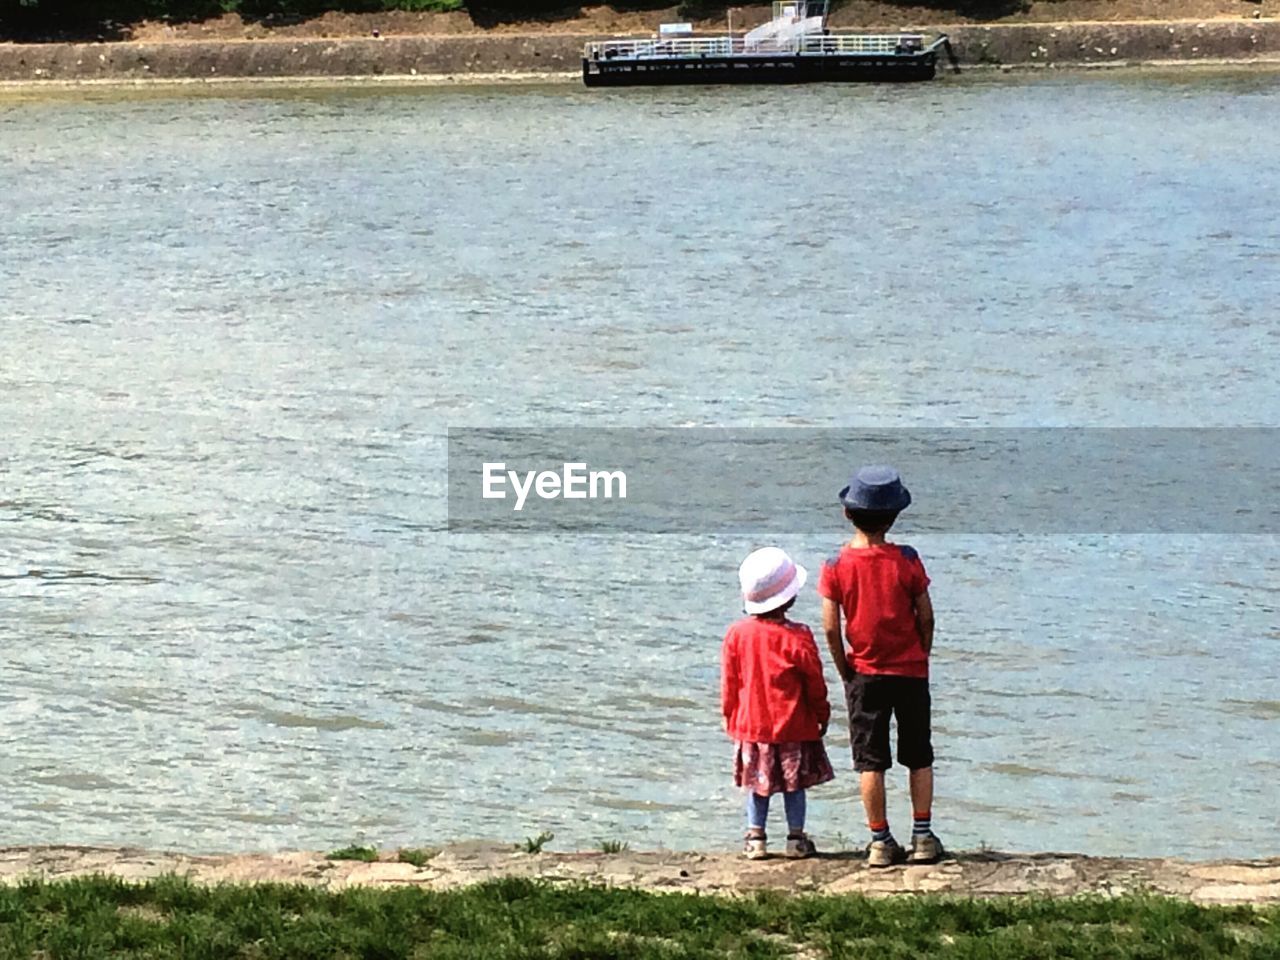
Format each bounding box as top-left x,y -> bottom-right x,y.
869,820 -> 892,843
912,811 -> 932,838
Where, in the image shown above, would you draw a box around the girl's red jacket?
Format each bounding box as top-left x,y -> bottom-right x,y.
721,616 -> 831,743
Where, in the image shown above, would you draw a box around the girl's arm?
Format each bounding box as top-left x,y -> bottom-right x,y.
720,632 -> 739,733
797,629 -> 831,737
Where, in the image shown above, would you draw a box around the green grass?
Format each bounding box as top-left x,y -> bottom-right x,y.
0,876 -> 1277,959
384,0 -> 466,11
324,844 -> 380,862
397,847 -> 441,867
599,839 -> 631,854
520,830 -> 554,854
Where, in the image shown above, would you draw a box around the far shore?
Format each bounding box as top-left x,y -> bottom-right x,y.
2,56 -> 1280,95
0,70 -> 581,91
5,843 -> 1280,903
1,18 -> 1278,83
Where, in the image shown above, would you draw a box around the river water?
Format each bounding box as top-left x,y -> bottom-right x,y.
1,71 -> 1277,858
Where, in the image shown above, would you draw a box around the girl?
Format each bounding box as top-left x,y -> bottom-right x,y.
722,546 -> 834,860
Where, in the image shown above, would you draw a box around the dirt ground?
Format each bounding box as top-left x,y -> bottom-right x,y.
124,0 -> 1275,43
4,844 -> 1280,904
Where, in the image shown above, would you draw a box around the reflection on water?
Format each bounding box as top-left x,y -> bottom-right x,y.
1,72 -> 1277,858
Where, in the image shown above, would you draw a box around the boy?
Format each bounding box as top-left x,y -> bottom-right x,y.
816,465 -> 942,867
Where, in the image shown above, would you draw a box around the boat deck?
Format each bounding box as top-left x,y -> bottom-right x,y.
583,34 -> 949,85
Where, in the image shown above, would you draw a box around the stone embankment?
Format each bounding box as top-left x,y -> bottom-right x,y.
0,19 -> 1278,82
4,844 -> 1280,904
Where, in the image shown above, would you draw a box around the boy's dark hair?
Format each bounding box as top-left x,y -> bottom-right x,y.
844,507 -> 899,535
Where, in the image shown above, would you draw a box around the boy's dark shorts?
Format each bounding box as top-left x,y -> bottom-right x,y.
843,674 -> 933,772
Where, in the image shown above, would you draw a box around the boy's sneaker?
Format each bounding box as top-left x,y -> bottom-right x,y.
908,832 -> 945,865
743,833 -> 768,861
866,836 -> 907,868
784,833 -> 817,859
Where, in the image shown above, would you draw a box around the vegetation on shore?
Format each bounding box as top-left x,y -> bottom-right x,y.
324,844 -> 382,863
322,845 -> 442,865
0,0 -> 1028,43
0,0 -> 465,41
521,830 -> 555,854
0,875 -> 1278,959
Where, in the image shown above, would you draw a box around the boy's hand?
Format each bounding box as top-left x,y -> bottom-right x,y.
822,597 -> 852,684
914,589 -> 935,656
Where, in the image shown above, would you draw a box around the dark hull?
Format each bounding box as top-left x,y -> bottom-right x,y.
583,52 -> 937,86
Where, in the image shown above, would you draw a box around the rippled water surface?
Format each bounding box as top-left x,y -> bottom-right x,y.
1,72 -> 1278,857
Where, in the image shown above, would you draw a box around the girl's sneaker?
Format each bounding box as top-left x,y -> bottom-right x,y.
743,831 -> 768,860
784,833 -> 817,859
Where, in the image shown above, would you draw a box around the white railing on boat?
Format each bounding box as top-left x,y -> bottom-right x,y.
799,34 -> 920,54
583,33 -> 925,61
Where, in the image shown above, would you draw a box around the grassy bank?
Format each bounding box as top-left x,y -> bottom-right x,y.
4,0 -> 1276,44
1,875 -> 1278,959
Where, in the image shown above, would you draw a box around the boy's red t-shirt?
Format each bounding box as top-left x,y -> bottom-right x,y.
721,616 -> 831,744
817,543 -> 931,678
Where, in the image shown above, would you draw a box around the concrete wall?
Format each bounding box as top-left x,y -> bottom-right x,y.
948,18 -> 1280,66
0,35 -> 586,81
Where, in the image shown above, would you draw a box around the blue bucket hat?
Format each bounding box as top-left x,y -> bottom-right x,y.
839,465 -> 912,512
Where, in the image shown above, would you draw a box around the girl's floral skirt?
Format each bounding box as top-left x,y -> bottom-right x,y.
733,740 -> 835,796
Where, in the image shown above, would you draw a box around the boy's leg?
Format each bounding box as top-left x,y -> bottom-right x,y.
894,678 -> 943,863
860,771 -> 887,830
846,675 -> 904,866
908,767 -> 934,826
848,675 -> 892,828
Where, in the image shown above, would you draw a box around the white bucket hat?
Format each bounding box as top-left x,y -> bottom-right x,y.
738,547 -> 807,615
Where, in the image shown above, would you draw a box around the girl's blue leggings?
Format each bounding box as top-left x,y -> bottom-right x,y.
746,789 -> 806,833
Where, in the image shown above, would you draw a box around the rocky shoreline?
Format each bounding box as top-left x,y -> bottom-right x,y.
0,19 -> 1278,83
4,844 -> 1280,903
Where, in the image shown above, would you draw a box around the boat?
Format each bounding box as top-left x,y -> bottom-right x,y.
582,0 -> 957,87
